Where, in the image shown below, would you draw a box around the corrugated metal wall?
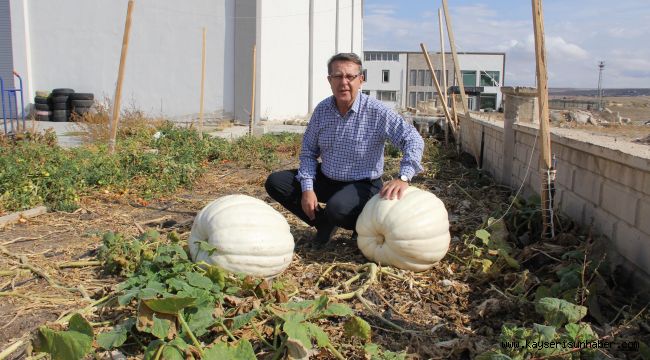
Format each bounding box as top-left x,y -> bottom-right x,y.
0,0 -> 14,89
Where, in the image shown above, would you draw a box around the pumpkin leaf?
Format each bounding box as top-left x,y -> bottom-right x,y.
283,318 -> 312,349
204,265 -> 226,289
344,316 -> 372,341
97,318 -> 135,350
535,297 -> 587,327
230,309 -> 259,331
321,302 -> 354,317
143,339 -> 164,360
498,248 -> 520,270
475,352 -> 513,360
185,272 -> 213,290
203,339 -> 256,360
532,323 -> 556,341
35,314 -> 93,360
152,315 -> 173,339
161,344 -> 185,360
197,240 -> 219,255
475,229 -> 491,245
143,296 -> 196,314
306,323 -> 330,347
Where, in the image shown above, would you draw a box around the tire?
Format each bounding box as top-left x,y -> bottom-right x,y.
35,90 -> 50,97
51,115 -> 67,122
37,114 -> 51,122
71,107 -> 90,115
52,88 -> 75,96
51,102 -> 67,110
70,99 -> 93,108
35,103 -> 50,111
35,96 -> 49,104
68,93 -> 94,101
50,95 -> 69,104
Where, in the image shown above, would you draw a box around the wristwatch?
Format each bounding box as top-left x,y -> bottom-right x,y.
399,174 -> 409,182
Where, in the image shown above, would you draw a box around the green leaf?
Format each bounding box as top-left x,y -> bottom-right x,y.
161,344 -> 185,360
96,318 -> 135,350
197,240 -> 219,255
564,323 -> 596,341
306,323 -> 330,347
204,265 -> 226,289
230,309 -> 259,331
35,314 -> 93,360
283,319 -> 311,349
639,341 -> 650,360
532,323 -> 556,341
185,271 -> 214,290
344,316 -> 372,341
475,229 -> 491,245
480,258 -> 493,273
152,315 -> 172,339
203,339 -> 257,360
535,297 -> 587,327
143,339 -> 164,360
143,296 -> 196,314
321,302 -> 354,317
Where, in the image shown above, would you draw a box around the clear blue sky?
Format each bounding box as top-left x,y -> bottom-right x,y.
363,0 -> 650,88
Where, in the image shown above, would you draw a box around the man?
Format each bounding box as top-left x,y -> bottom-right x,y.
265,52 -> 424,248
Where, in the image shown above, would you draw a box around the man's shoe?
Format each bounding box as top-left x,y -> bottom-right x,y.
312,223 -> 337,250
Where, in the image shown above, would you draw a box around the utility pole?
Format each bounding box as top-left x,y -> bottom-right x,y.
597,61 -> 605,111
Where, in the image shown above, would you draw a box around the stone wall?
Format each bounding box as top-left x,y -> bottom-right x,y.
458,93 -> 650,283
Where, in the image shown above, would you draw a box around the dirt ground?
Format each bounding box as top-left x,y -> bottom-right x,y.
1,144 -> 648,359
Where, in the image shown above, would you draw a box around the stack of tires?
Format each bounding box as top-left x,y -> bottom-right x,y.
50,88 -> 75,122
34,91 -> 51,121
68,93 -> 94,119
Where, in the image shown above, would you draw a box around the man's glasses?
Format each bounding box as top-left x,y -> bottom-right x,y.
328,73 -> 362,82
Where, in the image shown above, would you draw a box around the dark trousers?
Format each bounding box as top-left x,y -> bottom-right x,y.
265,165 -> 382,230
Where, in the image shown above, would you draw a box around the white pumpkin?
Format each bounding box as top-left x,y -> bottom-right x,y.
188,194 -> 294,278
355,187 -> 450,272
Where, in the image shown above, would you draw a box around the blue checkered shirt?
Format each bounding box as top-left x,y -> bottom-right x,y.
296,92 -> 424,191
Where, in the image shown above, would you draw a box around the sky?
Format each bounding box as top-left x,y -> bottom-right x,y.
363,0 -> 650,88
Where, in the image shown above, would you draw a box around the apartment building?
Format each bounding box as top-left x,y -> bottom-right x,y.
363,51 -> 506,111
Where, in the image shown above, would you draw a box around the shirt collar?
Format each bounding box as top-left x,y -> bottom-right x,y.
330,91 -> 363,115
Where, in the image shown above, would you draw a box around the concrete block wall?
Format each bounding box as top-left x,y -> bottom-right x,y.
459,114 -> 650,280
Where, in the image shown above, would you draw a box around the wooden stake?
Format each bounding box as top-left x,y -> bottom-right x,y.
199,27 -> 206,140
108,0 -> 135,154
442,0 -> 479,162
249,44 -> 257,136
420,43 -> 457,140
531,0 -> 554,239
438,8 -> 448,144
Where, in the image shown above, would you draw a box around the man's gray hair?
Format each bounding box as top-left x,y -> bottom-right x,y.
327,53 -> 362,75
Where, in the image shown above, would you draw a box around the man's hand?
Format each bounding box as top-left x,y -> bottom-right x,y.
379,179 -> 409,200
301,190 -> 319,221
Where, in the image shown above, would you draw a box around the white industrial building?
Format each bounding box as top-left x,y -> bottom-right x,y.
362,50 -> 506,111
1,0 -> 362,124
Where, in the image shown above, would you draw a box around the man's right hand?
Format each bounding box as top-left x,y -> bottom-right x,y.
301,190 -> 319,221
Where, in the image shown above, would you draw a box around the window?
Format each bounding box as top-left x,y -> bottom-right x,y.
364,53 -> 370,61
418,70 -> 425,86
382,70 -> 390,83
417,92 -> 425,102
409,92 -> 417,107
480,94 -> 497,110
382,53 -> 388,61
361,90 -> 370,95
462,71 -> 477,87
424,70 -> 433,86
480,71 -> 500,87
377,91 -> 397,102
409,70 -> 417,86
370,53 -> 377,61
362,69 -> 367,82
426,92 -> 433,100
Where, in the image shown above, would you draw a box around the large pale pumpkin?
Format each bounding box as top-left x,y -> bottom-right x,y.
355,187 -> 450,272
188,195 -> 294,277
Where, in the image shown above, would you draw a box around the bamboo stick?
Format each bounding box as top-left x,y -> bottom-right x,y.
531,0 -> 554,239
439,8 -> 448,144
108,0 -> 135,154
442,0 -> 479,162
199,27 -> 206,140
420,44 -> 457,140
249,44 -> 257,136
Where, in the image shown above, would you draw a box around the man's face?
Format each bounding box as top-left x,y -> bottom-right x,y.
328,60 -> 364,107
